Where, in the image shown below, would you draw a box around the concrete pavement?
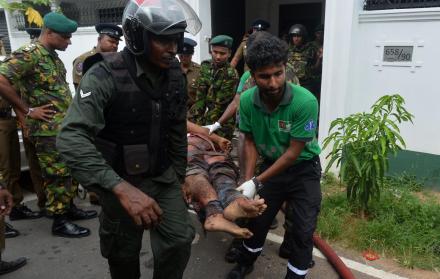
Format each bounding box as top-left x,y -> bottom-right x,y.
1,197 -> 386,279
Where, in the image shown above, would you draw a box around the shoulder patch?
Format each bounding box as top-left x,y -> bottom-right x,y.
22,43 -> 37,52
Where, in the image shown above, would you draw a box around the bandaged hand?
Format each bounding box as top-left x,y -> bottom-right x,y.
203,122 -> 221,134
236,179 -> 257,199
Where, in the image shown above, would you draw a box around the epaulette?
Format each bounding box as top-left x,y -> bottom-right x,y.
22,43 -> 37,52
192,62 -> 201,69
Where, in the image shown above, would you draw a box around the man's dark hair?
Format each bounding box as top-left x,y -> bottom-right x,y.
245,33 -> 288,72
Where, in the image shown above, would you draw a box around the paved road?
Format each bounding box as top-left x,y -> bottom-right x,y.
3,197 -> 378,279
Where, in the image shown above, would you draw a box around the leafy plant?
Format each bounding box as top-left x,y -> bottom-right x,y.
322,95 -> 414,215
0,0 -> 52,27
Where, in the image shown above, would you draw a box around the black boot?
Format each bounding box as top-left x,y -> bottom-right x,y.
9,204 -> 42,220
0,257 -> 27,275
52,215 -> 90,238
66,203 -> 97,220
5,223 -> 19,238
226,246 -> 258,279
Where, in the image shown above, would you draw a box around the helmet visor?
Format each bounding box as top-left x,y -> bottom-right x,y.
124,0 -> 202,35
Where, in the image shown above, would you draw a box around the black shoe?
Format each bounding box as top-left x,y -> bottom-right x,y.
9,204 -> 42,220
226,263 -> 254,279
270,218 -> 279,230
52,216 -> 91,238
5,223 -> 19,238
0,257 -> 27,275
66,204 -> 97,220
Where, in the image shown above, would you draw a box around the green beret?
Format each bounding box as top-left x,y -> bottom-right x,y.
43,12 -> 78,34
210,35 -> 233,49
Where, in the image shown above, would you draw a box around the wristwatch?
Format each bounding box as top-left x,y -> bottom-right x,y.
252,176 -> 264,192
26,107 -> 35,116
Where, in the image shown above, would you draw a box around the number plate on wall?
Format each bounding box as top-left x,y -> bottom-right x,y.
383,46 -> 414,62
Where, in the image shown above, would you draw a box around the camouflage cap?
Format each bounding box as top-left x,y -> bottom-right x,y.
43,12 -> 78,34
210,35 -> 233,49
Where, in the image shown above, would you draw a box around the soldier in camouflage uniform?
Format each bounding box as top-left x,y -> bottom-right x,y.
287,24 -> 319,95
178,37 -> 200,116
190,35 -> 238,140
307,24 -> 324,103
0,12 -> 96,238
72,23 -> 122,90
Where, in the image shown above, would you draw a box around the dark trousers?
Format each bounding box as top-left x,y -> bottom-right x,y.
98,167 -> 195,279
240,157 -> 322,276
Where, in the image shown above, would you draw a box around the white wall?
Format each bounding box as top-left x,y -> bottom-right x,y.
320,0 -> 440,166
5,0 -> 212,93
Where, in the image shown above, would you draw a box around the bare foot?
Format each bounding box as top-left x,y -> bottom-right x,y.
223,198 -> 267,222
204,214 -> 253,238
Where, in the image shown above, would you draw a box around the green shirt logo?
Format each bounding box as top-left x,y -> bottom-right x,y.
278,120 -> 292,133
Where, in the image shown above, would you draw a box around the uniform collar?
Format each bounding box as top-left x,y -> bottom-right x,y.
253,82 -> 293,113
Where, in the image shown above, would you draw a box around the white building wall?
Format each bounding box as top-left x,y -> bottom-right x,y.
320,0 -> 440,165
4,0 -> 212,93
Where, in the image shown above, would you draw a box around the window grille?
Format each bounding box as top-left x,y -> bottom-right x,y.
61,0 -> 127,27
364,0 -> 440,10
12,0 -> 127,30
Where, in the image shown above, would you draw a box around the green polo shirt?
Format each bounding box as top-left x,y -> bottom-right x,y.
239,82 -> 320,162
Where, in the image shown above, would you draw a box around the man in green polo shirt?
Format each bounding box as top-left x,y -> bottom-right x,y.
227,33 -> 321,279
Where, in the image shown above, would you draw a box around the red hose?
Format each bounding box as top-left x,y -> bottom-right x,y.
313,233 -> 356,279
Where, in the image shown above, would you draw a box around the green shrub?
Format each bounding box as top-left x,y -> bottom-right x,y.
322,95 -> 414,215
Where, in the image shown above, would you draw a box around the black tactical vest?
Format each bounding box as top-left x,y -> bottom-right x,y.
85,49 -> 187,176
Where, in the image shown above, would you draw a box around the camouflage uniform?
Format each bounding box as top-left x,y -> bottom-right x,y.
287,42 -> 316,89
184,61 -> 201,113
190,60 -> 238,139
72,47 -> 97,89
0,42 -> 75,215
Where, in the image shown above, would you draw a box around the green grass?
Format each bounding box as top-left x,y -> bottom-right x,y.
317,174 -> 440,271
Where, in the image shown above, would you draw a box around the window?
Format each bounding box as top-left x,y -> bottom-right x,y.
61,0 -> 127,27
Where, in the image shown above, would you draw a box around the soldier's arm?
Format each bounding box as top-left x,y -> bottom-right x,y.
0,49 -> 54,120
56,62 -> 122,191
230,41 -> 245,68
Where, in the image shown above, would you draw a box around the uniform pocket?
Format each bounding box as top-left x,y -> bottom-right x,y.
98,214 -> 119,258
